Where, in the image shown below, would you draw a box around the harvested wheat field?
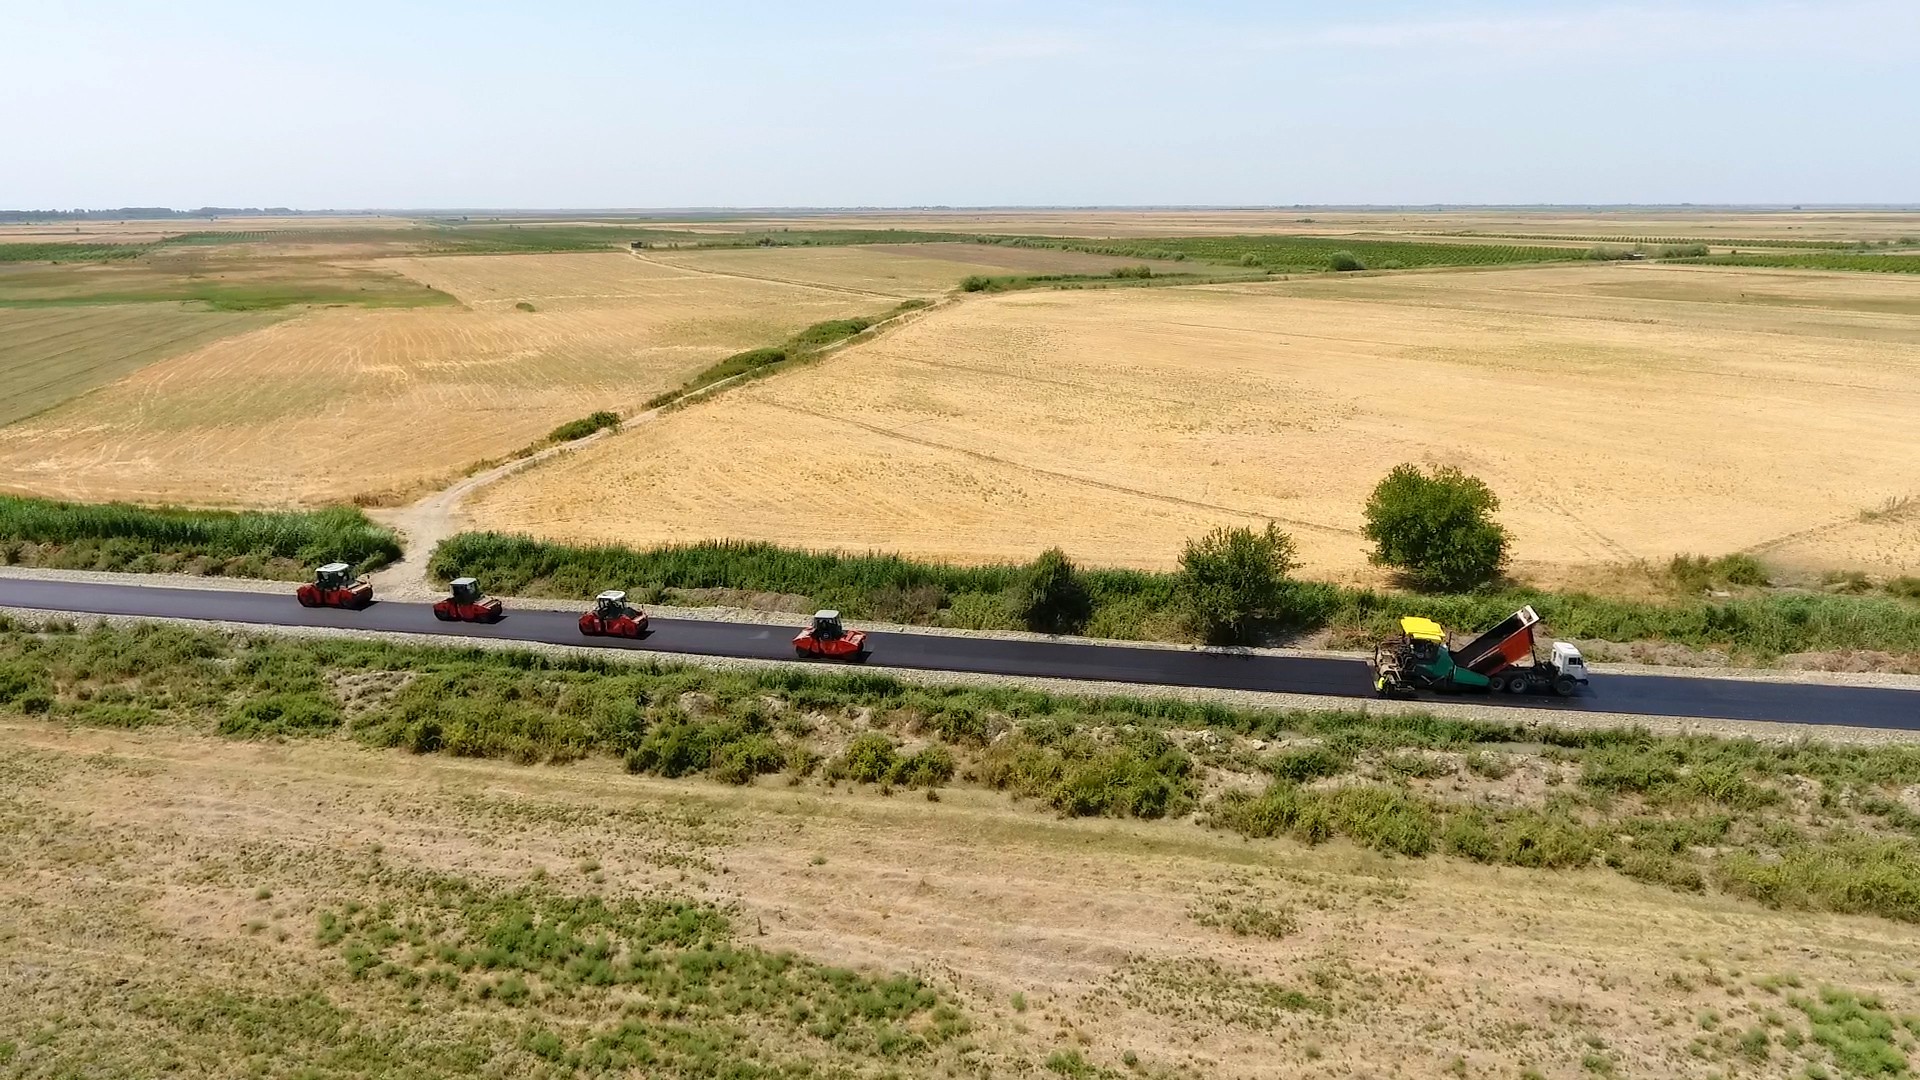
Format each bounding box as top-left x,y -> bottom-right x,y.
474,261 -> 1920,581
0,305 -> 281,427
642,242 -> 1205,298
8,719 -> 1920,1079
0,252 -> 895,506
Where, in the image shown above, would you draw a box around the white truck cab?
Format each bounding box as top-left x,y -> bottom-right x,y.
1551,641 -> 1589,685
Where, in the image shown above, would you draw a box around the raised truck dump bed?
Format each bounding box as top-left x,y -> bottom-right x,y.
1453,604 -> 1541,675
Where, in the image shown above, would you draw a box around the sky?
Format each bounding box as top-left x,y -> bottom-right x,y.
6,0 -> 1917,208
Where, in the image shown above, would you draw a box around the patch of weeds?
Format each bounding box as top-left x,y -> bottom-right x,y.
219,691 -> 342,738
316,872 -> 963,1072
1465,750 -> 1515,779
1114,957 -> 1328,1030
981,723 -> 1194,819
1791,986 -> 1914,1078
1190,896 -> 1298,939
1209,782 -> 1435,856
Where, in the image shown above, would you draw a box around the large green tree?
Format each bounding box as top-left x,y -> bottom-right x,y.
1362,464 -> 1510,591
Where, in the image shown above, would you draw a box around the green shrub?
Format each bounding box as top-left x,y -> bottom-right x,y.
1670,553 -> 1771,592
832,732 -> 901,784
1012,547 -> 1090,634
0,660 -> 51,710
787,316 -> 874,349
623,717 -> 746,778
1109,264 -> 1153,279
1362,464 -> 1509,591
893,745 -> 957,788
546,410 -> 620,443
1327,251 -> 1366,272
1179,523 -> 1298,644
1888,576 -> 1920,600
707,734 -> 786,784
960,275 -> 991,292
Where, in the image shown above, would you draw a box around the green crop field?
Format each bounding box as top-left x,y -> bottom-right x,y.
0,241 -> 154,263
1672,251 -> 1920,273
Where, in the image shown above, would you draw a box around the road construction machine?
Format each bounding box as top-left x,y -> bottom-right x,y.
433,577 -> 504,623
296,562 -> 372,610
1371,605 -> 1588,698
579,590 -> 647,638
793,610 -> 869,661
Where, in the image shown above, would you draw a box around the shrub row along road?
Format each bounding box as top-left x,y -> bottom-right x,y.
2,577 -> 1915,728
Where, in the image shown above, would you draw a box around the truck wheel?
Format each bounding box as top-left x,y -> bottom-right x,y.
1553,675 -> 1577,697
1488,674 -> 1507,693
1510,676 -> 1530,695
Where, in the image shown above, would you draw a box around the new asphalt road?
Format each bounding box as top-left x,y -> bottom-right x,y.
2,577 -> 1915,729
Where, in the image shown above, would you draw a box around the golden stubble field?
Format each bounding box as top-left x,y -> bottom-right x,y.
0,305 -> 283,428
473,262 -> 1920,581
7,720 -> 1920,1079
0,252 -> 910,506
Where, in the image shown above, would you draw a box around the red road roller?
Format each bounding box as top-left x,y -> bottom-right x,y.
792,609 -> 869,661
295,562 -> 372,610
433,577 -> 503,623
578,590 -> 648,638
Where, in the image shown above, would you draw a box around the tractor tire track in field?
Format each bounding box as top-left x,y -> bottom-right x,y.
1740,496 -> 1919,558
632,251 -> 913,301
761,400 -> 1357,538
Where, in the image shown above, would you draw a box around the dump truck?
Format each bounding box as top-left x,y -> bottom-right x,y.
1371,605 -> 1588,698
433,577 -> 504,623
578,590 -> 647,638
296,562 -> 372,610
792,610 -> 869,661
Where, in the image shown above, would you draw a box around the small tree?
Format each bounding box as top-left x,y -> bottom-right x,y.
1179,523 -> 1298,644
1328,251 -> 1367,272
1013,547 -> 1089,634
1362,464 -> 1509,591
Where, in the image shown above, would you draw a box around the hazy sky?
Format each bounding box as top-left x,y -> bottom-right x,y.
8,0 -> 1917,208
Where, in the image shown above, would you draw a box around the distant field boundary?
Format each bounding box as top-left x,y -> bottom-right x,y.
7,223 -> 1918,273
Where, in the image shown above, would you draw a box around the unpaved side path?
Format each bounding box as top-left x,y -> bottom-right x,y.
364,294 -> 958,600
